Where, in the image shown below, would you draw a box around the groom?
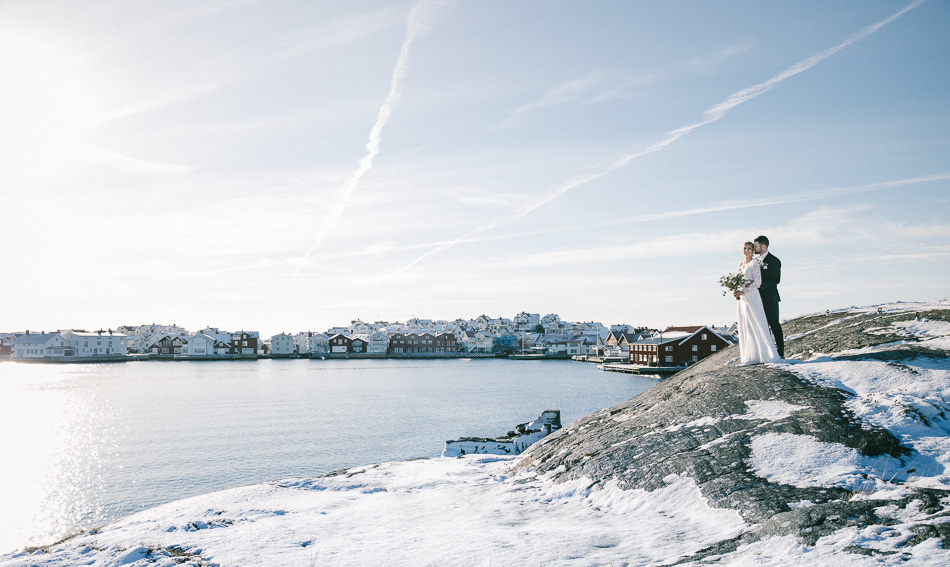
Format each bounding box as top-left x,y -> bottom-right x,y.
754,235 -> 784,358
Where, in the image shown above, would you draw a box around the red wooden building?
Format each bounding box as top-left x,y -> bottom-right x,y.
629,326 -> 731,367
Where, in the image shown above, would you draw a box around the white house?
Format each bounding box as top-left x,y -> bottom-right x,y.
13,332 -> 73,358
366,331 -> 390,354
308,333 -> 330,355
566,335 -> 599,357
513,312 -> 541,332
61,330 -> 128,357
182,333 -> 217,356
459,330 -> 494,353
347,320 -> 372,335
202,330 -> 234,349
456,329 -> 475,352
132,323 -> 188,336
712,323 -> 739,342
270,333 -> 295,355
567,321 -> 609,337
293,333 -> 310,355
489,318 -> 512,333
541,314 -> 566,334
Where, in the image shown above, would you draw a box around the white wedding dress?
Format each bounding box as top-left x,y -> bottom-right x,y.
737,258 -> 781,365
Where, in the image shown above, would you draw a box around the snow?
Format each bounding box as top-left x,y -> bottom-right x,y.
664,400 -> 807,433
777,304 -> 950,496
0,456 -> 746,567
3,301 -> 949,566
707,530 -> 950,566
885,319 -> 950,351
748,432 -> 892,490
738,400 -> 809,422
785,360 -> 950,492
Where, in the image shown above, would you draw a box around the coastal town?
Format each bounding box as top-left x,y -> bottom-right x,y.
0,312 -> 735,369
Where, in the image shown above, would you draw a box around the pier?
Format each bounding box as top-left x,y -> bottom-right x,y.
599,363 -> 684,376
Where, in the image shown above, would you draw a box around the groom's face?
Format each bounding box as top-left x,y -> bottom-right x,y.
753,241 -> 764,254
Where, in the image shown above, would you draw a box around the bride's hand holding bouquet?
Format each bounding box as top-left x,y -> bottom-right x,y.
719,271 -> 747,300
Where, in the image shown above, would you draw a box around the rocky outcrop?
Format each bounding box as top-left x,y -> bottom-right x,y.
442,410 -> 561,457
782,306 -> 950,360
517,305 -> 950,560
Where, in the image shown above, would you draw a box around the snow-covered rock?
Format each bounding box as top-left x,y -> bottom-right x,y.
441,410 -> 561,457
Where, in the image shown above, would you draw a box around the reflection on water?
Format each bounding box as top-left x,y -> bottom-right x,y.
0,365 -> 115,554
0,359 -> 657,554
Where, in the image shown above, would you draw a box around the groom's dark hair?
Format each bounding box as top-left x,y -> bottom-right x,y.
754,235 -> 770,247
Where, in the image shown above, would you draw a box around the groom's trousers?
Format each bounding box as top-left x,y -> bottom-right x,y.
761,296 -> 784,358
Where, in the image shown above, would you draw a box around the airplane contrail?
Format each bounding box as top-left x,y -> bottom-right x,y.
293,0 -> 446,287
397,0 -> 927,274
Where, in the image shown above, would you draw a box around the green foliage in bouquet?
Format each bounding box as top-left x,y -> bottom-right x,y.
719,271 -> 747,299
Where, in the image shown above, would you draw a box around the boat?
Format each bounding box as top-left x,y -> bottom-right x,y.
510,352 -> 549,360
511,337 -> 549,359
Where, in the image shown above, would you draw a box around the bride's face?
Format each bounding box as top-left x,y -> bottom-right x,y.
743,243 -> 754,257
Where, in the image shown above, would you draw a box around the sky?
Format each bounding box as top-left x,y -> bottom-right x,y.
1,0 -> 948,337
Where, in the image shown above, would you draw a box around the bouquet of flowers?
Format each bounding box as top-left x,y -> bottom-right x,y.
719,270 -> 748,300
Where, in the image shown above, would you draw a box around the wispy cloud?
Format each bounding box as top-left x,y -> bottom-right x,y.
398,0 -> 927,273
280,9 -> 404,57
491,71 -> 647,131
511,73 -> 604,115
96,80 -> 231,124
292,0 -> 450,286
602,173 -> 950,226
502,230 -> 749,268
495,41 -> 750,131
495,200 -> 950,272
681,42 -> 751,73
78,144 -> 194,174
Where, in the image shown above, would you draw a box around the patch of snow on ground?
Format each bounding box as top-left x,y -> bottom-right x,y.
788,356 -> 950,492
661,400 -> 806,433
748,433 -> 892,489
705,527 -> 949,566
0,455 -> 747,567
889,319 -> 950,350
665,416 -> 722,432
737,400 -> 809,422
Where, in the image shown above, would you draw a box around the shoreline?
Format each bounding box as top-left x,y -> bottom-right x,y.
0,353 -> 593,364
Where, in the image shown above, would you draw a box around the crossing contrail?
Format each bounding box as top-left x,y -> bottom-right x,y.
397,0 -> 927,274
293,0 -> 447,286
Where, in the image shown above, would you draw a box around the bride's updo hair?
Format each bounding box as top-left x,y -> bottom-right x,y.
743,241 -> 754,249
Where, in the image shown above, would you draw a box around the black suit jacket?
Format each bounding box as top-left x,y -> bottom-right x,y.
759,252 -> 781,303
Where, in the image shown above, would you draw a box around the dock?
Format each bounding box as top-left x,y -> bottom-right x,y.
599,363 -> 685,376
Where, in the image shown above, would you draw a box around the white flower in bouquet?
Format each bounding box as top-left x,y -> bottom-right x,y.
719,271 -> 747,300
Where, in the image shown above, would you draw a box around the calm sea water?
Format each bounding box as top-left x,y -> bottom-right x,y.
0,358 -> 658,554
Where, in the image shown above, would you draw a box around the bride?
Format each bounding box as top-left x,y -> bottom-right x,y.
734,241 -> 781,365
